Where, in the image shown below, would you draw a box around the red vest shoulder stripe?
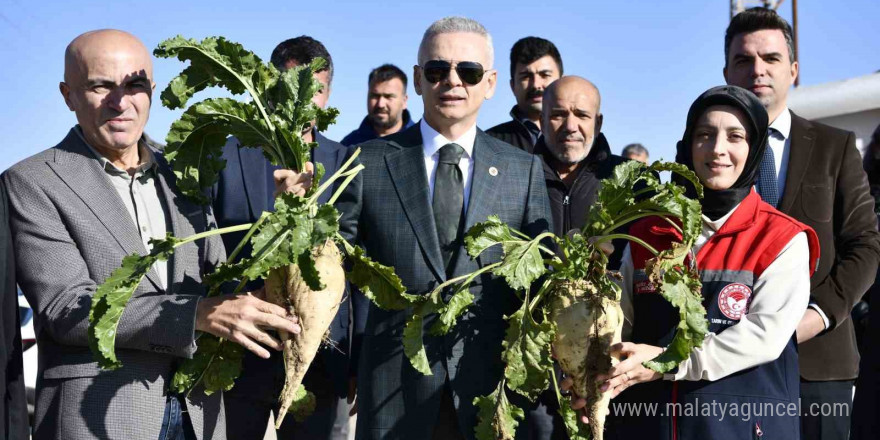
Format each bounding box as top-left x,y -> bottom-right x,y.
630,191 -> 819,278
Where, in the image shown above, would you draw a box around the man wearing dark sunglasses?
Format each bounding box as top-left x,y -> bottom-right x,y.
338,16 -> 552,440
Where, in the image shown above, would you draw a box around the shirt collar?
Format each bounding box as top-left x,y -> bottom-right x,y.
769,107 -> 792,140
420,118 -> 476,160
75,125 -> 157,176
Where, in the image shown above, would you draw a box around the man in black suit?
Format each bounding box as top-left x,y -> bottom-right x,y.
213,36 -> 350,440
0,181 -> 28,439
338,16 -> 552,440
486,36 -> 562,153
724,8 -> 880,440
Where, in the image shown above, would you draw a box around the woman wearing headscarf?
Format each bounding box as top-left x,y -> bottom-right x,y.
594,85 -> 821,440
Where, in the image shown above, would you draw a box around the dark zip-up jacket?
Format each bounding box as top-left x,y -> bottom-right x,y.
536,133 -> 628,268
341,109 -> 414,147
486,106 -> 540,153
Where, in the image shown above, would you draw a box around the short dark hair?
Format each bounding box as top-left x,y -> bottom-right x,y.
270,36 -> 334,83
509,36 -> 563,79
725,7 -> 795,66
622,143 -> 648,158
368,64 -> 408,90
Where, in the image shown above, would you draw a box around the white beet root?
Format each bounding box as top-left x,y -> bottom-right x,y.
265,239 -> 346,428
549,280 -> 624,440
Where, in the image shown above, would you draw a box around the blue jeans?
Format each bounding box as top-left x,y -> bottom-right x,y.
158,394 -> 197,440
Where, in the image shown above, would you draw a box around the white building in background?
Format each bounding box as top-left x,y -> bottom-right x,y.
789,72 -> 880,155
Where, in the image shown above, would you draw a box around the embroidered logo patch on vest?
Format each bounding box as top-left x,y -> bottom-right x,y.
718,283 -> 752,320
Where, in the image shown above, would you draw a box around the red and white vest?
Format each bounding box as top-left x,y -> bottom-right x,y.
607,190 -> 819,440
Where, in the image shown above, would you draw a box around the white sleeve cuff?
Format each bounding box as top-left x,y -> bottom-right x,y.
808,303 -> 830,330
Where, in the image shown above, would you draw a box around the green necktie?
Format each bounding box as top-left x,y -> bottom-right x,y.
433,143 -> 465,270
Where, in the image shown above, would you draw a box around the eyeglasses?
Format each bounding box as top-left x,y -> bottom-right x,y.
420,60 -> 486,86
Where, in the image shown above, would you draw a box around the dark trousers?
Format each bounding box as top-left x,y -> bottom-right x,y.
800,379 -> 854,440
524,390 -> 568,440
427,386 -> 567,440
158,394 -> 196,440
431,385 -> 466,440
851,266 -> 880,440
224,350 -> 342,440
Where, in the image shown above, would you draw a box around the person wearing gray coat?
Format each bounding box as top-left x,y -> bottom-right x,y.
2,29 -> 305,440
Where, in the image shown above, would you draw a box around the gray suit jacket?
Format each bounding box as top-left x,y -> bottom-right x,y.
338,124 -> 552,440
2,128 -> 227,440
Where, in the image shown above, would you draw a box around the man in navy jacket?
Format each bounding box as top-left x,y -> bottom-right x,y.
213,36 -> 350,440
341,64 -> 415,147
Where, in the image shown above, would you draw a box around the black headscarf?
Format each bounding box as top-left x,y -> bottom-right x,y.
675,85 -> 769,220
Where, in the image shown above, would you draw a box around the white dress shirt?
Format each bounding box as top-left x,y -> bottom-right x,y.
420,118 -> 476,211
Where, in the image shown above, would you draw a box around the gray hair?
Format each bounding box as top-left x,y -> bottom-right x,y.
418,16 -> 494,68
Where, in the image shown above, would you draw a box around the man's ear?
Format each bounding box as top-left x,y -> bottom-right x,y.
413,65 -> 423,96
509,77 -> 514,93
484,69 -> 497,100
59,82 -> 75,111
596,113 -> 604,133
790,60 -> 799,87
723,66 -> 729,84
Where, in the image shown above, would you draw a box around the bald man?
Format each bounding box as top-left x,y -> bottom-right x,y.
519,76 -> 628,439
2,30 -> 303,440
537,76 -> 626,246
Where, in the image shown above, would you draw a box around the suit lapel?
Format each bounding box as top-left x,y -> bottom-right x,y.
450,132 -> 507,275
384,129 -> 446,282
313,133 -> 340,205
463,132 -> 506,231
48,129 -> 165,290
237,144 -> 270,220
778,113 -> 815,213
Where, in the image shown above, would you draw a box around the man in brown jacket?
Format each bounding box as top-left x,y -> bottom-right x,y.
724,8 -> 880,440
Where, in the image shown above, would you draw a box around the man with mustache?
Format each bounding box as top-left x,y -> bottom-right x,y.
337,16 -> 552,440
487,37 -> 562,153
537,76 -> 626,263
521,75 -> 628,440
341,64 -> 414,146
724,8 -> 880,440
2,29 -> 304,440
